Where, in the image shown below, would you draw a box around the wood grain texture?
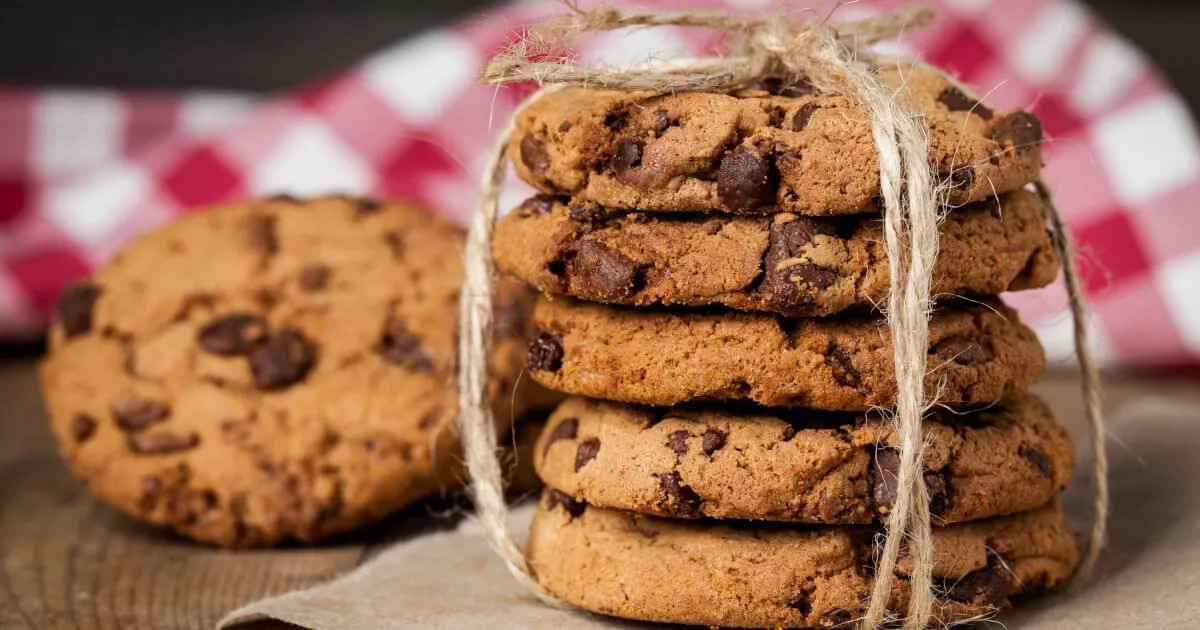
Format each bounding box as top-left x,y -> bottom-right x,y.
2,351 -> 1198,628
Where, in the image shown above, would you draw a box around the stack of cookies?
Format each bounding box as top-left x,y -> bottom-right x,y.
494,65 -> 1081,627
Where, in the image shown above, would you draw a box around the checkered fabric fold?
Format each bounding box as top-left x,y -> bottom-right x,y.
1,0 -> 1198,367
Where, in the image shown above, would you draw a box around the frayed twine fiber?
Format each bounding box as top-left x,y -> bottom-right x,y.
458,2 -> 1107,628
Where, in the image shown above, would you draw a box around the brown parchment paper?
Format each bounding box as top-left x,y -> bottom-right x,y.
218,395 -> 1200,630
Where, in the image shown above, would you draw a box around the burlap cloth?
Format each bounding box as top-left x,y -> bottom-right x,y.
218,389 -> 1200,629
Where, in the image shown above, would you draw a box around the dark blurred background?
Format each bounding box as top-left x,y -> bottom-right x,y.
0,0 -> 1197,116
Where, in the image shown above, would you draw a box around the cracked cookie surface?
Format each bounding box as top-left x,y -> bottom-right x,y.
512,65 -> 1043,216
41,195 -> 544,548
528,491 -> 1077,628
535,395 -> 1073,525
495,189 -> 1058,316
527,296 -> 1044,410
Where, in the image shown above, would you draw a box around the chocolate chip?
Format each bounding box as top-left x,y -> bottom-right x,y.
949,165 -> 975,191
197,313 -> 267,356
666,430 -> 690,454
717,145 -> 779,212
567,200 -> 606,227
527,329 -> 564,372
611,137 -> 644,177
375,318 -> 434,371
937,86 -> 993,119
826,344 -> 862,389
658,471 -> 703,518
558,121 -> 572,133
249,328 -> 316,390
701,428 -> 727,456
542,417 -> 578,456
871,449 -> 949,516
112,398 -> 171,432
990,112 -> 1043,153
766,105 -> 786,128
354,198 -> 382,216
519,135 -> 550,173
574,438 -> 600,471
747,77 -> 816,97
545,489 -> 587,518
563,241 -> 644,302
942,563 -> 1011,608
58,283 -> 102,337
791,102 -> 821,132
519,195 -> 556,217
603,109 -> 629,131
932,335 -> 993,366
129,430 -> 200,455
298,264 -> 331,291
758,216 -> 838,313
140,475 -> 164,511
246,214 -> 278,255
787,588 -> 814,616
71,414 -> 98,443
653,109 -> 677,135
1019,444 -> 1053,477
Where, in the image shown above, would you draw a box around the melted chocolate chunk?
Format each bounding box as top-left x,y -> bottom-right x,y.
658,471 -> 703,518
826,344 -> 863,389
542,417 -> 578,456
197,313 -> 267,356
932,335 -> 993,366
58,283 -> 103,337
871,449 -> 949,516
563,241 -> 644,302
1019,444 -> 1053,478
129,431 -> 200,455
611,137 -> 644,177
700,428 -> 727,456
298,264 -> 331,291
791,102 -> 821,132
666,430 -> 690,455
545,489 -> 587,518
248,328 -> 316,390
375,318 -> 434,371
949,165 -> 976,191
937,86 -> 993,119
990,112 -> 1043,153
747,77 -> 817,97
527,329 -> 564,372
759,217 -> 840,313
519,195 -> 556,217
717,145 -> 779,212
71,414 -> 98,443
941,562 -> 1011,608
112,398 -> 171,432
574,437 -> 600,471
519,135 -> 551,173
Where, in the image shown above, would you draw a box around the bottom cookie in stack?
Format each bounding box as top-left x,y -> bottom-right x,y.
524,396 -> 1079,628
528,494 -> 1077,628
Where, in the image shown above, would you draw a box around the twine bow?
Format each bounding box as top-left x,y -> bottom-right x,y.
460,4 -> 1107,629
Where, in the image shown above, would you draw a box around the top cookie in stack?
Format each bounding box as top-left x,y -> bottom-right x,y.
494,65 -> 1076,628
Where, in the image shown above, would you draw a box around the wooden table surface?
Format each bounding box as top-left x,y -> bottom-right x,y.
1,354 -> 1197,629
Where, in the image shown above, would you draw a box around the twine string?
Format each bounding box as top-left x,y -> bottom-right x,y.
459,4 -> 1108,628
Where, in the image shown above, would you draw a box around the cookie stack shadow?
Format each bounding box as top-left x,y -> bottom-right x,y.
494,66 -> 1080,628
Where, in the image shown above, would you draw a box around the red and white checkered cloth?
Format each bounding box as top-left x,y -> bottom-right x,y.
2,0 -> 1198,368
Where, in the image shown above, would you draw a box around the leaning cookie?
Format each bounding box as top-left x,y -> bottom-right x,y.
527,296 -> 1044,410
495,189 -> 1058,316
41,195 -> 543,548
528,492 -> 1078,628
512,64 -> 1042,216
535,395 -> 1073,525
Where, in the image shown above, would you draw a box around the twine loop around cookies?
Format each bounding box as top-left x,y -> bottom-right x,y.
461,3 -> 1108,629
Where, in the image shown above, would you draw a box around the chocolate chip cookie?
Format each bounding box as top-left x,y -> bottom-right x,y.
527,296 -> 1044,410
535,394 -> 1072,525
495,189 -> 1057,316
512,65 -> 1042,216
528,492 -> 1077,628
41,195 -> 545,548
